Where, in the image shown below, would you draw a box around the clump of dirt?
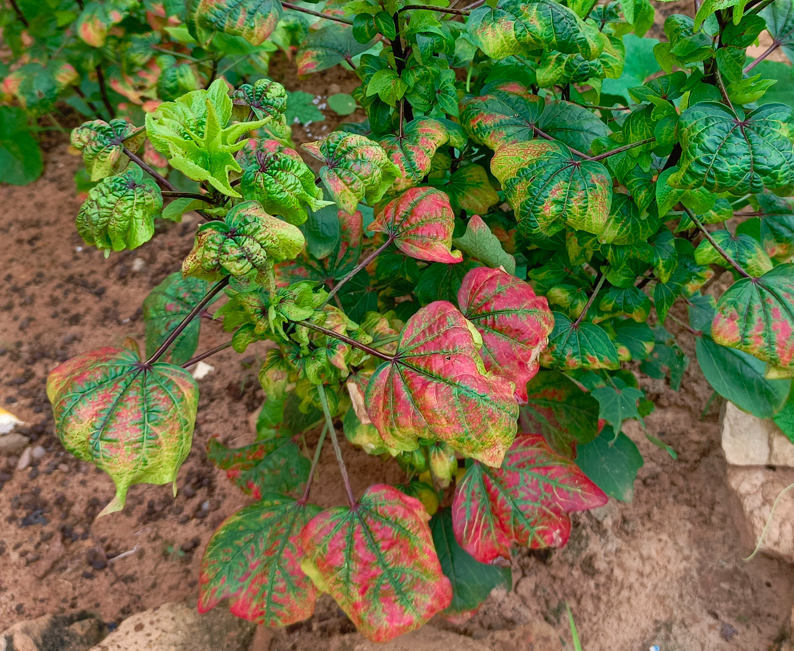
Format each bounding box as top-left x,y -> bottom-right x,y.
1,50 -> 792,651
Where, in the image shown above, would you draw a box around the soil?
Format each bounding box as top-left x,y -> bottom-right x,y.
1,41 -> 794,651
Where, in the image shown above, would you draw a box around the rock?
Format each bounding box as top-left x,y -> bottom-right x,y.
32,446 -> 46,460
131,258 -> 146,272
191,362 -> 214,380
17,446 -> 32,471
87,601 -> 255,651
0,611 -> 106,651
353,627 -> 490,651
727,466 -> 794,561
0,433 -> 30,455
721,402 -> 794,466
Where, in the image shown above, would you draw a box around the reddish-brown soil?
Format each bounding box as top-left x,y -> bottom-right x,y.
1,51 -> 793,651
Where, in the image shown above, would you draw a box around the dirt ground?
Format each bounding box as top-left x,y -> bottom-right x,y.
1,43 -> 794,651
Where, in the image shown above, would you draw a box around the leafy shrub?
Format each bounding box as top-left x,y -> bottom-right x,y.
4,0 -> 794,640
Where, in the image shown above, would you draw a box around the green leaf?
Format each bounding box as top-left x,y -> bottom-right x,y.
598,285 -> 651,322
47,343 -> 198,516
712,263 -> 794,371
446,164 -> 500,215
430,508 -> 512,619
198,495 -> 321,626
328,93 -> 357,116
143,273 -> 214,365
296,24 -> 374,75
207,435 -> 310,498
592,377 -> 644,433
576,426 -> 643,502
670,102 -> 794,195
491,140 -> 613,240
232,78 -> 288,121
300,484 -> 453,642
285,90 -> 325,125
415,261 -> 479,305
366,301 -> 519,466
76,163 -> 163,253
612,319 -> 655,361
0,106 -> 42,185
453,215 -> 515,274
541,312 -> 620,371
187,0 -> 281,46
601,34 -> 660,101
694,230 -> 773,277
639,325 -> 688,390
71,119 -> 145,182
520,370 -> 600,457
302,132 -> 400,214
773,391 -> 794,441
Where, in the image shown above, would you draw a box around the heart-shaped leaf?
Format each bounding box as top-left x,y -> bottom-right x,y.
232,79 -> 288,121
761,0 -> 794,64
591,377 -> 644,433
47,344 -> 198,516
71,119 -> 145,181
76,0 -> 136,47
452,215 -> 515,273
458,267 -> 554,402
445,164 -> 500,215
468,0 -> 602,60
379,118 -> 450,192
187,0 -> 282,46
712,263 -> 794,370
366,301 -> 519,467
369,187 -> 463,263
491,141 -> 613,239
300,484 -> 453,642
575,426 -> 644,502
198,494 -> 321,626
598,193 -> 660,245
540,312 -> 620,371
302,132 -> 400,214
519,370 -> 600,457
208,434 -> 310,499
76,163 -> 163,253
143,273 -> 214,365
598,285 -> 651,322
694,230 -> 773,277
452,433 -> 607,563
296,24 -> 375,75
669,102 -> 794,194
753,193 -> 794,259
415,261 -> 480,306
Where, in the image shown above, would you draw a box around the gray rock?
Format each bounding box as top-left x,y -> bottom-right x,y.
721,401 -> 794,467
17,446 -> 32,470
87,601 -> 255,651
0,611 -> 106,651
0,433 -> 30,455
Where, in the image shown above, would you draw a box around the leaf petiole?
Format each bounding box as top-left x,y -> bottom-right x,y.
298,320 -> 395,361
317,384 -> 356,506
682,207 -> 752,279
573,273 -> 606,327
282,1 -> 353,24
299,423 -> 328,505
321,237 -> 393,307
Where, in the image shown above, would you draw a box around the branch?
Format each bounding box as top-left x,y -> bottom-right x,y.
573,273 -> 606,327
590,137 -> 656,162
391,13 -> 413,122
72,86 -> 103,120
533,127 -> 592,159
147,278 -> 230,364
317,384 -> 356,507
8,0 -> 29,28
714,68 -> 736,115
162,191 -> 217,203
95,65 -> 116,120
282,1 -> 353,24
298,320 -> 395,361
299,423 -> 328,505
682,206 -> 752,279
399,3 -> 470,14
181,340 -> 233,368
744,37 -> 786,73
322,238 -> 392,307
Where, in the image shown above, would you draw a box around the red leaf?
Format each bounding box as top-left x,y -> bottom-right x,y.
300,484 -> 452,642
458,267 -> 554,403
452,433 -> 607,563
366,301 -> 519,466
368,187 -> 463,263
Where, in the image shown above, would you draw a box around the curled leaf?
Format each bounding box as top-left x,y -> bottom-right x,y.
71,119 -> 146,181
232,78 -> 288,121
379,118 -> 450,192
187,0 -> 282,46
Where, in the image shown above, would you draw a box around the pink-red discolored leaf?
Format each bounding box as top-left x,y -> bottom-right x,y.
458,267 -> 554,403
379,118 -> 450,192
368,187 -> 463,264
199,494 -> 321,626
300,484 -> 453,642
452,433 -> 607,563
365,301 -> 519,466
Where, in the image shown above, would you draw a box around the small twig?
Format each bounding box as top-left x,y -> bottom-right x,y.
399,99 -> 406,139
533,127 -> 592,159
463,0 -> 486,9
181,340 -> 233,368
683,207 -> 752,279
573,273 -> 606,327
282,1 -> 353,24
590,137 -> 656,162
299,424 -> 328,505
123,146 -> 177,190
151,45 -> 202,62
108,545 -> 140,563
95,65 -> 116,119
322,238 -> 392,306
8,0 -> 28,27
666,312 -> 701,336
744,36 -> 787,73
714,68 -> 736,115
162,191 -> 215,203
73,86 -> 104,120
567,100 -> 632,111
399,3 -> 470,14
298,320 -> 395,361
148,279 -> 230,364
206,58 -> 218,88
318,384 -> 356,507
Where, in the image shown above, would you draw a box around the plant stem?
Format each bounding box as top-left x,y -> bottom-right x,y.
463,0 -> 486,8
590,137 -> 656,162
317,384 -> 356,507
147,278 -> 230,364
162,191 -> 215,203
206,58 -> 218,88
73,86 -> 104,120
744,36 -> 788,73
714,68 -> 736,115
533,127 -> 592,159
748,0 -> 776,14
391,13 -> 413,122
181,340 -> 233,368
151,45 -> 202,62
299,424 -> 328,505
122,146 -> 177,190
8,0 -> 28,27
666,311 -> 701,336
95,65 -> 116,119
298,320 -> 395,361
573,273 -> 606,327
683,207 -> 752,279
399,3 -> 470,14
282,1 -> 353,24
399,99 -> 406,139
322,238 -> 392,307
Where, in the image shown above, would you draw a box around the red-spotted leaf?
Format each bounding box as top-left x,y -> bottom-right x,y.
368,187 -> 463,263
490,140 -> 612,239
46,344 -> 198,516
365,301 -> 519,466
712,263 -> 794,371
379,118 -> 450,192
296,24 -> 375,76
207,435 -> 310,499
199,494 -> 321,626
452,433 -> 607,563
300,484 -> 453,642
302,132 -> 400,214
458,267 -> 554,403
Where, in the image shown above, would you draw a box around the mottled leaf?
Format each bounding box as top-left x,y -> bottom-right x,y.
76,0 -> 137,47
540,312 -> 620,371
598,285 -> 651,322
694,230 -> 773,277
446,164 -> 500,215
379,118 -> 450,192
187,0 -> 282,46
71,119 -> 145,181
232,79 -> 288,121
297,24 -> 374,75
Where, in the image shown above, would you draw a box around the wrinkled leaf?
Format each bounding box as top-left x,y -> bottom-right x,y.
71,119 -> 145,182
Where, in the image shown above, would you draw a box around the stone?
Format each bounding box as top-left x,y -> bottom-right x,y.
131,258 -> 146,272
32,446 -> 46,460
721,401 -> 794,466
17,446 -> 32,470
353,627 -> 490,651
0,611 -> 106,651
87,601 -> 255,651
0,433 -> 30,455
727,466 -> 794,561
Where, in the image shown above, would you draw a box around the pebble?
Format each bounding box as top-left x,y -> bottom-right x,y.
17,447 -> 32,471
31,446 -> 46,460
131,258 -> 147,272
0,433 -> 30,455
58,463 -> 70,472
